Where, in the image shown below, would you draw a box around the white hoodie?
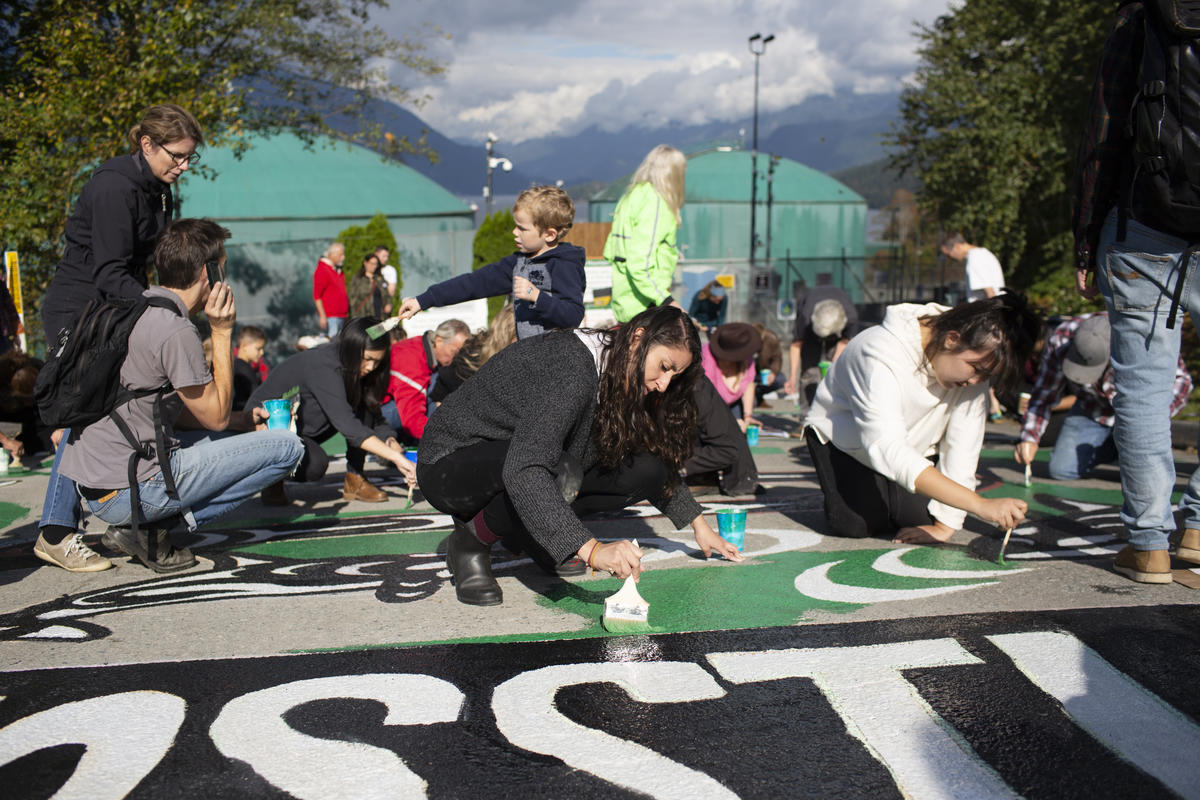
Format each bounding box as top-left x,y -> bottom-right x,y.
805,302 -> 988,530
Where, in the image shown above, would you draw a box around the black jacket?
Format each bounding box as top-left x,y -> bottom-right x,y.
42,152 -> 173,337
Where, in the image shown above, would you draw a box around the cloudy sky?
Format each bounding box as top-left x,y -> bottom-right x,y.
378,0 -> 954,144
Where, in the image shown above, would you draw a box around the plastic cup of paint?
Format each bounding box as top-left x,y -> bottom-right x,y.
715,508 -> 747,551
759,369 -> 771,386
263,398 -> 291,430
745,424 -> 760,447
404,449 -> 419,463
818,360 -> 832,378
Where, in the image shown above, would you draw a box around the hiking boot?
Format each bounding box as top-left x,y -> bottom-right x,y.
1176,529 -> 1200,566
445,519 -> 502,605
33,532 -> 113,572
1112,545 -> 1172,585
261,480 -> 290,506
101,523 -> 196,574
342,472 -> 387,502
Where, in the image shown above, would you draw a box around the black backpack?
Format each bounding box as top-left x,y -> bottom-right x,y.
1124,0 -> 1200,326
34,294 -> 184,534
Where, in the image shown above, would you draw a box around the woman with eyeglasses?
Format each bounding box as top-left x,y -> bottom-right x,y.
33,104 -> 205,574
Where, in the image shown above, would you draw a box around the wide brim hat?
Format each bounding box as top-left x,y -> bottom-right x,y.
709,322 -> 762,362
1062,314 -> 1111,386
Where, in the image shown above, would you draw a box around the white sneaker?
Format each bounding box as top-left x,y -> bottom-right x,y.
33,533 -> 113,572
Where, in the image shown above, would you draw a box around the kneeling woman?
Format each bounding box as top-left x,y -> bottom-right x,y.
418,305 -> 744,605
249,317 -> 417,503
804,295 -> 1039,544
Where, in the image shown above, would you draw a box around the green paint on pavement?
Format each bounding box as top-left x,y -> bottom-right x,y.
322,434 -> 347,456
0,501 -> 29,528
233,529 -> 446,559
749,446 -> 784,454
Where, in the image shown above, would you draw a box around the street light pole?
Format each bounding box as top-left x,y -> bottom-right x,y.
483,133 -> 513,217
748,32 -> 774,267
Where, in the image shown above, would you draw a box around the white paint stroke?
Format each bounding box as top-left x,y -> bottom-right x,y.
211,674 -> 463,800
335,561 -> 398,576
0,691 -> 186,800
708,639 -> 1017,799
873,548 -> 1029,579
19,625 -> 89,640
1055,535 -> 1121,547
795,560 -> 996,603
988,631 -> 1200,799
493,662 -> 735,800
1003,546 -> 1122,561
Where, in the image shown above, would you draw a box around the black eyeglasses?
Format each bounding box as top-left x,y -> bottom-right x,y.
156,140 -> 200,166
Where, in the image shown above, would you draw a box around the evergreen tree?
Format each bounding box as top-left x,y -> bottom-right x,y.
473,209 -> 516,322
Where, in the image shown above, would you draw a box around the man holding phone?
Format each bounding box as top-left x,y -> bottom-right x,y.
56,218 -> 304,573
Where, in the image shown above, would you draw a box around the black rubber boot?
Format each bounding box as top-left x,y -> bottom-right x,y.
446,519 -> 502,606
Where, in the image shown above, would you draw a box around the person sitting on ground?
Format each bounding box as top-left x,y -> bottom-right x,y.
702,322 -> 762,430
429,304 -> 517,404
0,351 -> 50,457
416,304 -> 745,606
248,316 -> 418,505
232,325 -> 267,412
382,318 -> 470,442
55,218 -> 305,573
786,290 -> 856,416
805,295 -> 1040,544
1015,313 -> 1192,481
689,280 -> 727,334
396,186 -> 585,340
347,251 -> 389,322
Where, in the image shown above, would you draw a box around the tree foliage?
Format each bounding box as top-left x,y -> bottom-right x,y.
473,209 -> 516,322
0,0 -> 444,341
886,0 -> 1111,291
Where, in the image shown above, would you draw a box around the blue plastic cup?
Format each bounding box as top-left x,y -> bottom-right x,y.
404,449 -> 419,463
263,398 -> 291,430
746,424 -> 760,447
715,508 -> 746,551
759,369 -> 771,386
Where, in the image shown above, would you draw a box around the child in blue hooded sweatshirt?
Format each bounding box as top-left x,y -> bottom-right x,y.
396,186 -> 585,339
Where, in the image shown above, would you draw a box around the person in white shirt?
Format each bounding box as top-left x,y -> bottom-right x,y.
940,232 -> 1006,302
374,245 -> 397,314
804,294 -> 1040,544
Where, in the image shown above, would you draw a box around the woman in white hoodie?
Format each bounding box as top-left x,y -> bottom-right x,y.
804,294 -> 1040,544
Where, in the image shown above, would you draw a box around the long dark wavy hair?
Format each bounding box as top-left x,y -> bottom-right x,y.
920,292 -> 1042,390
339,317 -> 391,414
592,305 -> 702,489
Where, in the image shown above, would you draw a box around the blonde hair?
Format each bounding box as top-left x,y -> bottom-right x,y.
457,304 -> 516,377
514,186 -> 575,240
128,104 -> 204,152
628,144 -> 687,225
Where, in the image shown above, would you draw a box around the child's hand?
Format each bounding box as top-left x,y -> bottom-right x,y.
396,297 -> 422,320
513,275 -> 539,303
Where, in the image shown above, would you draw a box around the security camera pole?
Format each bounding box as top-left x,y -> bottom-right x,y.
748,32 -> 774,267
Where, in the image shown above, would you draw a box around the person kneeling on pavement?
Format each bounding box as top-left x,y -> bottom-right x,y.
54,219 -> 304,573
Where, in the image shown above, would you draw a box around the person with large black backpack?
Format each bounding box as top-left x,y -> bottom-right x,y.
33,104 -> 204,573
49,219 -> 304,573
1074,0 -> 1200,583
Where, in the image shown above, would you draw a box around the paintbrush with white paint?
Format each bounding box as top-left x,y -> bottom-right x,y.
1024,463 -> 1032,488
601,539 -> 650,634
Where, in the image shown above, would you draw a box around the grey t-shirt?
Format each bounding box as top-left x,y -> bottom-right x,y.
60,287 -> 210,488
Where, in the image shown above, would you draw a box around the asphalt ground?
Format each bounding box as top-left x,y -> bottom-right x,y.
2,410 -> 1199,798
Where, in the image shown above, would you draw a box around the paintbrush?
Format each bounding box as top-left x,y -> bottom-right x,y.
1024,463 -> 1032,488
366,316 -> 402,340
997,527 -> 1014,564
601,539 -> 650,634
404,482 -> 414,510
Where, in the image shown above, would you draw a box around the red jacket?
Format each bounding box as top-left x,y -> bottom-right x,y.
387,333 -> 435,439
312,258 -> 348,317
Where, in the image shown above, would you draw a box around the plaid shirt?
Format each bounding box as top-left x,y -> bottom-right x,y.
1073,2 -> 1142,271
1021,313 -> 1193,444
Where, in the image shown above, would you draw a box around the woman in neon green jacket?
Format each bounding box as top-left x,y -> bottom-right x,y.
603,145 -> 687,323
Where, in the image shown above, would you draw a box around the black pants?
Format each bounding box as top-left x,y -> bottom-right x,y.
417,439 -> 669,568
804,428 -> 932,539
685,378 -> 758,494
294,431 -> 367,483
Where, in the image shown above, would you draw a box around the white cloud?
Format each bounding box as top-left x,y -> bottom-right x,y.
379,0 -> 953,143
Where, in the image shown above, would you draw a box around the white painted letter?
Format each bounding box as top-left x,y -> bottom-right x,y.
0,691 -> 186,800
708,639 -> 1018,799
989,631 -> 1200,800
493,661 -> 736,799
210,674 -> 463,799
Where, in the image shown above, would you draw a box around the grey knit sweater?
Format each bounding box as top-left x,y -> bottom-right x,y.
419,330 -> 702,563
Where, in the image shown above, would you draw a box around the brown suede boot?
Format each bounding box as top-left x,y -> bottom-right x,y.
1177,529 -> 1200,566
261,480 -> 290,507
342,472 -> 387,502
1113,546 -> 1172,584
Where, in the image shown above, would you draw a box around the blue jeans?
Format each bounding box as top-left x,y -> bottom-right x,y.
1097,210 -> 1200,550
1048,410 -> 1118,480
40,429 -> 83,530
83,430 -> 303,530
327,317 -> 345,337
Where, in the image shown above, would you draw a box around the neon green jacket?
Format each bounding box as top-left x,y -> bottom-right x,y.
603,182 -> 678,323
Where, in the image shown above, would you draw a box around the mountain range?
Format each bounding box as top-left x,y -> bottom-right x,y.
340,90 -> 904,200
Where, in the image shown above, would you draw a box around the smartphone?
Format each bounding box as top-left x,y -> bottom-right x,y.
206,259 -> 225,287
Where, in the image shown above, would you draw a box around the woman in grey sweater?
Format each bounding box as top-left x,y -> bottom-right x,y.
418,305 -> 744,605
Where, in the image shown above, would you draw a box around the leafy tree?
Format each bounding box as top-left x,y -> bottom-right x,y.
338,213 -> 398,283
887,0 -> 1111,292
473,209 -> 516,322
0,0 -> 444,347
